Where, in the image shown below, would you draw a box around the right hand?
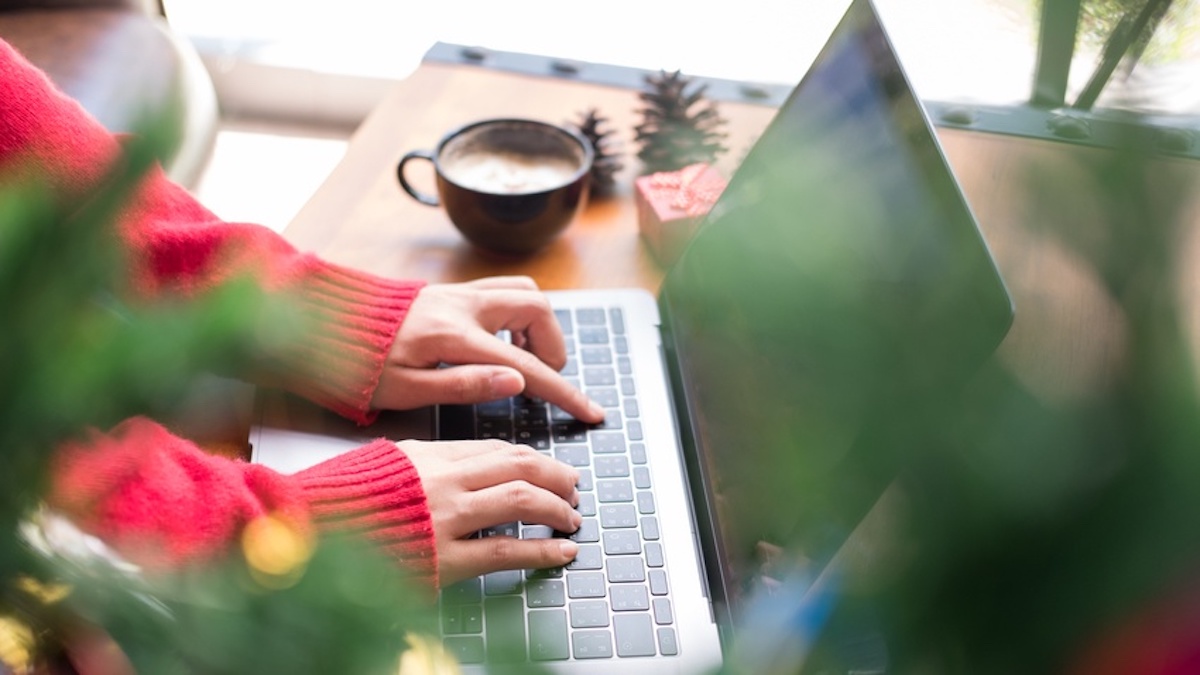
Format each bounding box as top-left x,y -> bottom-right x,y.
400,439 -> 582,586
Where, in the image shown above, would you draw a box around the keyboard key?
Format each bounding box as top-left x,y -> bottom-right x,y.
653,598 -> 674,625
623,398 -> 640,418
442,578 -> 482,605
484,570 -> 522,596
577,493 -> 597,517
592,432 -> 626,455
481,522 -> 518,538
584,367 -> 617,387
526,567 -> 564,580
595,455 -> 630,478
603,531 -> 641,555
599,504 -> 638,529
515,405 -> 549,426
637,492 -> 656,514
582,346 -> 613,365
579,326 -> 609,344
589,387 -> 619,408
462,605 -> 483,634
553,424 -> 589,444
614,614 -> 657,657
555,309 -> 573,334
521,525 -> 553,539
658,627 -> 679,656
606,557 -> 646,583
641,517 -> 660,541
442,605 -> 466,634
476,398 -> 512,418
484,596 -> 526,663
514,428 -> 550,450
566,544 -> 603,570
614,335 -> 629,354
609,308 -> 625,334
645,542 -> 664,568
598,479 -> 634,503
597,411 -> 624,430
576,308 -> 607,325
443,636 -> 485,664
577,469 -> 594,492
572,630 -> 614,659
649,569 -> 669,596
617,356 -> 632,375
610,585 -> 650,611
526,579 -> 566,608
633,466 -> 651,489
627,420 -> 644,441
567,572 -> 606,598
560,357 -> 579,377
620,377 -> 636,396
528,610 -> 570,661
630,443 -> 647,465
477,423 -> 513,441
569,600 -> 610,628
569,519 -> 600,543
555,445 -> 590,467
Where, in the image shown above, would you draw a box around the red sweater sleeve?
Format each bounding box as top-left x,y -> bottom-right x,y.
3,39 -> 439,584
0,37 -> 421,424
50,418 -> 438,587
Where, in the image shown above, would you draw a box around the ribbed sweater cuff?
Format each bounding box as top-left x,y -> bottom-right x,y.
283,260 -> 425,426
293,440 -> 438,588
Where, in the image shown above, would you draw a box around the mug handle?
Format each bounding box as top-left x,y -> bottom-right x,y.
396,150 -> 440,207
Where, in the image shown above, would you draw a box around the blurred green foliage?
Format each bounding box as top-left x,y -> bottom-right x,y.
717,115 -> 1200,673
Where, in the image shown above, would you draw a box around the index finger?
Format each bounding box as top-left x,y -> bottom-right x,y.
463,330 -> 605,424
477,289 -> 568,371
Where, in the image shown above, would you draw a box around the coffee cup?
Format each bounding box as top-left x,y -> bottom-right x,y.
397,118 -> 594,256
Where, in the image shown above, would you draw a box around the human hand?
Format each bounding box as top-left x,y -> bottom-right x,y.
371,276 -> 604,423
401,439 -> 582,585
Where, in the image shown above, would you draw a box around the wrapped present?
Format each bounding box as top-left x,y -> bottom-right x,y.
635,163 -> 727,266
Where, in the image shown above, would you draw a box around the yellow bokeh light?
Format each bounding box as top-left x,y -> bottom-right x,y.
397,633 -> 462,675
241,513 -> 313,580
0,615 -> 34,672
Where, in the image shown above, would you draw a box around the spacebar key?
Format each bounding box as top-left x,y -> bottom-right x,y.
485,596 -> 526,663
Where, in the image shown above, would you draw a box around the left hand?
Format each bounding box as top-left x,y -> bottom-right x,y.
370,276 -> 604,423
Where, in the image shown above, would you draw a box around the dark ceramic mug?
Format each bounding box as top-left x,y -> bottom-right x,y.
396,118 -> 594,256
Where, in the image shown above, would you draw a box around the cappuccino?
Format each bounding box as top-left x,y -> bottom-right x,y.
442,151 -> 580,195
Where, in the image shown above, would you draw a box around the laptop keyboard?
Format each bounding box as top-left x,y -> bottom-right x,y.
437,306 -> 678,664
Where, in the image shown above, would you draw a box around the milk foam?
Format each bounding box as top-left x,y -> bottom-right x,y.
444,151 -> 579,194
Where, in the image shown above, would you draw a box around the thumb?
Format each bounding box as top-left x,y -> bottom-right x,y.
373,364 -> 526,410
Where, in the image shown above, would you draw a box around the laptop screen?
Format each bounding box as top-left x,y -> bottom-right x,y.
657,0 -> 1013,640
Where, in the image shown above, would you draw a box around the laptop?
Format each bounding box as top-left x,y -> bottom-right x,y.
251,0 -> 1014,671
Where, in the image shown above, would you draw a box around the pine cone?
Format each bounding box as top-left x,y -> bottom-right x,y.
571,107 -> 624,197
634,70 -> 728,175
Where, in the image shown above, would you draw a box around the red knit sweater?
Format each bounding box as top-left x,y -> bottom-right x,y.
0,39 -> 439,586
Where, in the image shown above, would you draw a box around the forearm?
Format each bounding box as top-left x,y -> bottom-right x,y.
1,37 -> 424,422
50,418 -> 438,585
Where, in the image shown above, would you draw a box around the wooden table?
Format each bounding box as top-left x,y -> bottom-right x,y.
283,61 -> 779,293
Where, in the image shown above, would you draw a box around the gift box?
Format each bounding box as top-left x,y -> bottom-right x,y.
635,163 -> 727,266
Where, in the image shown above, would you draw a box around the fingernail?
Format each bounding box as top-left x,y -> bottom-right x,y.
559,540 -> 579,558
572,511 -> 583,529
570,488 -> 581,508
589,402 -> 606,419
